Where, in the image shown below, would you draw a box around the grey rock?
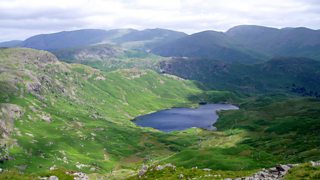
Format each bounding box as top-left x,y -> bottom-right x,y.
155,165 -> 164,171
48,176 -> 58,180
138,164 -> 148,177
311,161 -> 320,167
73,172 -> 89,180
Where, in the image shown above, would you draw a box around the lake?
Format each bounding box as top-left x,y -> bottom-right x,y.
133,104 -> 238,132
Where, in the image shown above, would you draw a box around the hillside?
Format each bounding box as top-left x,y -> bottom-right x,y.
0,49 -> 320,179
0,48 -> 202,173
159,57 -> 320,95
52,44 -> 165,72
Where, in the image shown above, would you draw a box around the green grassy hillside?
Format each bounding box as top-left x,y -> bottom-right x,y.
0,48 -> 204,174
160,57 -> 320,96
52,44 -> 164,72
1,48 -> 319,179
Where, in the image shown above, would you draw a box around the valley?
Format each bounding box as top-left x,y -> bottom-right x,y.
0,25 -> 319,180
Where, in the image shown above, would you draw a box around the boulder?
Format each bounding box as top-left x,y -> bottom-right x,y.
48,176 -> 58,180
138,164 -> 148,177
311,161 -> 320,167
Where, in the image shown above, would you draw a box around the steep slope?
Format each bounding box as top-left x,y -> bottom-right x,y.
0,48 -> 205,173
1,48 -> 320,179
159,57 -> 320,95
152,31 -> 261,63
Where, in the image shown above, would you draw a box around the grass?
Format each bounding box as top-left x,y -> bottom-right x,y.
0,48 -> 206,174
216,97 -> 320,163
284,163 -> 320,180
1,48 -> 320,179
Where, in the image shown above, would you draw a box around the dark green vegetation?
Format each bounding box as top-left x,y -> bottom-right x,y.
285,163 -> 320,180
160,57 -> 320,96
217,97 -> 320,163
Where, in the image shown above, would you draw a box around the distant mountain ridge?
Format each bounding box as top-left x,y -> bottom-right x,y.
153,25 -> 320,62
0,28 -> 187,51
1,25 -> 320,63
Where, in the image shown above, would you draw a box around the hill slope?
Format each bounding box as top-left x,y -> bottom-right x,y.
159,57 -> 320,95
1,48 -> 320,179
0,48 -> 204,174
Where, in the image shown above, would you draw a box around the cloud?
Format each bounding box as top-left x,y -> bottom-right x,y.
0,0 -> 319,41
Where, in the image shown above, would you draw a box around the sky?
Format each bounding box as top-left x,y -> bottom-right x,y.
0,0 -> 319,41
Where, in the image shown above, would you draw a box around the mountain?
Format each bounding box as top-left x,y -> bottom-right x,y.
159,57 -> 320,95
226,25 -> 320,60
1,48 -> 320,179
152,30 -> 262,63
2,28 -> 186,51
0,40 -> 23,48
152,25 -> 320,62
2,25 -> 320,64
21,29 -> 111,50
114,28 -> 187,49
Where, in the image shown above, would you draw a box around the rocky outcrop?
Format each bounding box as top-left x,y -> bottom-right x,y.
155,163 -> 176,171
137,163 -> 177,178
138,164 -> 149,177
73,172 -> 89,180
0,104 -> 23,140
227,162 -> 320,180
236,164 -> 296,180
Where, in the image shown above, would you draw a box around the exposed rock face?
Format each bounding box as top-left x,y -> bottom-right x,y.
0,104 -> 23,140
231,164 -> 298,180
26,82 -> 42,94
138,164 -> 148,177
48,176 -> 59,180
94,76 -> 106,81
311,161 -> 320,167
155,163 -> 176,171
73,172 -> 89,180
39,114 -> 51,122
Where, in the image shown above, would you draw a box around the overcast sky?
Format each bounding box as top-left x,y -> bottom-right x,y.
0,0 -> 319,41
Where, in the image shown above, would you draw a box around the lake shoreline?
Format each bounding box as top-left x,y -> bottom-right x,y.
133,103 -> 239,132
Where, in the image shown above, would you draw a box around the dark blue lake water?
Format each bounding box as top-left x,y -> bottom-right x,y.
133,104 -> 238,132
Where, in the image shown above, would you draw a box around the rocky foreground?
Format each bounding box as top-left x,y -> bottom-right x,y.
135,161 -> 320,180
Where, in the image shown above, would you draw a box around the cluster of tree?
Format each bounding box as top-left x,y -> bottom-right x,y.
290,84 -> 320,98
